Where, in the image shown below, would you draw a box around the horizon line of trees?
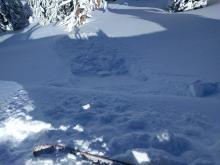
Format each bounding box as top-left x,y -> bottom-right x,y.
0,0 -> 208,32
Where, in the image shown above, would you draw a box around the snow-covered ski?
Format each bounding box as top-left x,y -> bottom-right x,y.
33,144 -> 133,165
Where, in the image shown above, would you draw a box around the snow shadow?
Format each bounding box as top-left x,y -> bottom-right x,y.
111,0 -> 168,10
107,7 -> 220,81
0,24 -> 39,46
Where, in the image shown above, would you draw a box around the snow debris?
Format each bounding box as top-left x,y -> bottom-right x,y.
23,104 -> 35,112
74,139 -> 91,150
73,124 -> 84,132
67,153 -> 77,160
59,125 -> 70,131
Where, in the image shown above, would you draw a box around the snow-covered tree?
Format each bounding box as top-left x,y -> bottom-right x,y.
168,0 -> 207,12
27,0 -> 105,31
0,0 -> 28,31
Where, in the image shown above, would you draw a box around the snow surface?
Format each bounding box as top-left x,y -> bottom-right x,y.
0,0 -> 220,164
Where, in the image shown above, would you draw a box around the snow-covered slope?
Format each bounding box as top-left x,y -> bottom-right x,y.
0,0 -> 220,164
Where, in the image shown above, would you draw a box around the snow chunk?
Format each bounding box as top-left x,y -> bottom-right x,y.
59,125 -> 70,131
74,139 -> 91,150
73,124 -> 84,132
132,150 -> 151,164
189,80 -> 219,97
82,104 -> 91,110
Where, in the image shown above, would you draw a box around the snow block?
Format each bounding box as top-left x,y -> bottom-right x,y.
168,0 -> 208,12
0,0 -> 28,31
189,80 -> 218,97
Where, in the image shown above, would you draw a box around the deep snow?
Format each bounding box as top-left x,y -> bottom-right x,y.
0,0 -> 220,164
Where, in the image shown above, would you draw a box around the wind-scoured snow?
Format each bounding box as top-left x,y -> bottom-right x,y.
0,0 -> 220,164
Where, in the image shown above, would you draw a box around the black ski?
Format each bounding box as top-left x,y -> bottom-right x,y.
33,144 -> 133,165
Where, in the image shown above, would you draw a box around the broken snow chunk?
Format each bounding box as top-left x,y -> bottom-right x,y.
168,0 -> 207,12
67,153 -> 77,160
92,136 -> 103,143
156,131 -> 170,142
101,143 -> 109,151
26,115 -> 33,121
73,124 -> 84,132
189,80 -> 218,97
23,104 -> 34,112
82,104 -> 91,110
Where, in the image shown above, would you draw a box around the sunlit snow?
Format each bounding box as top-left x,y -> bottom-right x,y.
132,150 -> 151,164
82,104 -> 91,110
0,117 -> 52,144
